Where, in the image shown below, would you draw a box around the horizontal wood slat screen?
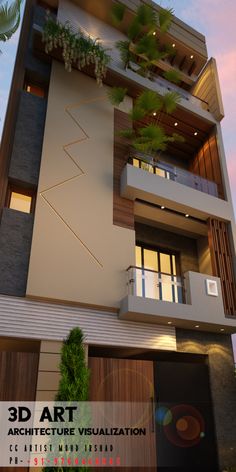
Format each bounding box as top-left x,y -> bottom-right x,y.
208,219 -> 236,316
113,109 -> 134,230
190,135 -> 224,199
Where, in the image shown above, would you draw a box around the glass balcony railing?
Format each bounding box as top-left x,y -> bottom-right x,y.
127,266 -> 184,304
130,155 -> 218,197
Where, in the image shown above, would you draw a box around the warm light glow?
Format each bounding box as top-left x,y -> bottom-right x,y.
9,192 -> 32,213
172,43 -> 176,48
195,325 -> 200,328
190,54 -> 194,59
153,112 -> 157,116
161,205 -> 165,209
153,31 -> 156,36
185,214 -> 189,218
174,122 -> 178,126
168,321 -> 172,325
220,328 -> 225,332
194,131 -> 198,136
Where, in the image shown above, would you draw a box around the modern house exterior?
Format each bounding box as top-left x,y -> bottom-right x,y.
0,0 -> 236,470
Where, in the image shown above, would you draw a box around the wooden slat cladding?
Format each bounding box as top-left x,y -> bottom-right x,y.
89,357 -> 157,471
208,219 -> 236,316
0,351 -> 39,400
189,134 -> 224,199
113,109 -> 134,230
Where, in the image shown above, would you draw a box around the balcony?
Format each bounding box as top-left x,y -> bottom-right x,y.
121,162 -> 231,222
130,155 -> 218,197
120,269 -> 236,333
127,266 -> 184,304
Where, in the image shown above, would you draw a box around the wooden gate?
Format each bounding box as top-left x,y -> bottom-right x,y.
89,357 -> 157,470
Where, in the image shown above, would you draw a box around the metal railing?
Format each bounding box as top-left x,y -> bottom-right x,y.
127,266 -> 184,304
130,155 -> 218,197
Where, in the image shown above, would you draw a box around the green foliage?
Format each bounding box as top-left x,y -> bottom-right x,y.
107,86 -> 127,106
42,15 -> 110,85
111,2 -> 126,25
161,91 -> 181,113
111,2 -> 177,81
43,327 -> 90,472
56,327 -> 89,402
116,40 -> 134,68
163,69 -> 181,84
158,7 -> 174,33
136,4 -> 157,28
135,90 -> 162,114
0,0 -> 22,49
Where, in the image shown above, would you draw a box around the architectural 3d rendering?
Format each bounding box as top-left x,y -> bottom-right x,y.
0,0 -> 236,470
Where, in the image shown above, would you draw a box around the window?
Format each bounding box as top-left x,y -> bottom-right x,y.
25,83 -> 45,98
6,186 -> 35,214
135,244 -> 182,303
131,157 -> 170,179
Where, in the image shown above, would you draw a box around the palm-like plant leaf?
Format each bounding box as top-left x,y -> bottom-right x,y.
0,0 -> 22,41
136,4 -> 157,27
135,90 -> 162,115
115,40 -> 133,68
158,7 -> 174,33
163,69 -> 181,84
127,17 -> 143,40
107,86 -> 127,106
119,128 -> 135,139
160,91 -> 181,114
111,2 -> 126,25
130,106 -> 147,122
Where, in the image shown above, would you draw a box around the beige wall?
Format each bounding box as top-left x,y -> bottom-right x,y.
26,63 -> 135,307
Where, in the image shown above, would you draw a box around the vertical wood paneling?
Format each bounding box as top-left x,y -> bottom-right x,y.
0,351 -> 38,401
190,135 -> 224,199
89,357 -> 157,470
113,109 -> 134,230
208,219 -> 236,316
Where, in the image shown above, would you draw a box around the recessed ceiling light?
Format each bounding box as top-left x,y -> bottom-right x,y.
161,205 -> 165,210
174,122 -> 178,126
172,43 -> 176,48
194,131 -> 198,136
220,328 -> 225,332
195,325 -> 200,328
190,54 -> 194,59
153,112 -> 157,116
185,214 -> 189,218
153,31 -> 156,36
168,321 -> 172,325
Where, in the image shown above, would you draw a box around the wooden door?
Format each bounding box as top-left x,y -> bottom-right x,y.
0,351 -> 39,472
89,357 -> 157,470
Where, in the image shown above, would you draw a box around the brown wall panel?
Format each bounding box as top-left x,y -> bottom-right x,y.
0,351 -> 39,401
113,109 -> 134,230
190,134 -> 224,199
208,219 -> 236,316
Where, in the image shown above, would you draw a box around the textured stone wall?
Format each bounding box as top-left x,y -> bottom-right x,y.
0,208 -> 34,296
9,91 -> 47,186
177,329 -> 236,470
135,222 -> 199,273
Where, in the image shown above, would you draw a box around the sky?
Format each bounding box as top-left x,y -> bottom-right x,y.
0,1 -> 236,353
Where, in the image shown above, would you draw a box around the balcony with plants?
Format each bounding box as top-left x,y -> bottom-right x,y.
32,1 -> 212,117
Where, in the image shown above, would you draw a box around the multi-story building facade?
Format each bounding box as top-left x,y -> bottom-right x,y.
0,0 -> 236,470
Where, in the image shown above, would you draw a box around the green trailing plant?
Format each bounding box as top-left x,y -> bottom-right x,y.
111,2 -> 180,82
0,0 -> 22,52
42,14 -> 110,85
43,327 -> 90,472
108,87 -> 184,156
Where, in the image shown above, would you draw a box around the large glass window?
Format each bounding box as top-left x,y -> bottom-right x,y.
135,244 -> 182,303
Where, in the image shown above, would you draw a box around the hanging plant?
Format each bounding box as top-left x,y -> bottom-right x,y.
42,13 -> 110,86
